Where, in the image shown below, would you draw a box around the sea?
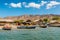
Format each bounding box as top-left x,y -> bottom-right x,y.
0,27 -> 60,40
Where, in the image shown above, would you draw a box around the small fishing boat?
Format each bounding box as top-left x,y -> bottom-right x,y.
2,24 -> 11,30
39,24 -> 47,28
40,25 -> 47,28
2,27 -> 11,30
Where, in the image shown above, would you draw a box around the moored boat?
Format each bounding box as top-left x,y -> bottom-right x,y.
2,24 -> 11,30
17,25 -> 36,29
17,26 -> 26,29
40,25 -> 47,28
39,24 -> 47,28
26,26 -> 36,29
47,23 -> 60,27
2,27 -> 11,30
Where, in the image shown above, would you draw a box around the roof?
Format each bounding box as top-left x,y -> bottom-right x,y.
0,19 -> 14,22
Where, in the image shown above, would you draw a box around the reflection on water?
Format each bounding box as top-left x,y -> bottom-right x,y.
0,27 -> 60,40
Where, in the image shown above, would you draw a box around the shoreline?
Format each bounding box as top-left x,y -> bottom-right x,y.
0,23 -> 60,30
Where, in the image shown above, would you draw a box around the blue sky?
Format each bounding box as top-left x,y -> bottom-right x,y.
0,0 -> 60,17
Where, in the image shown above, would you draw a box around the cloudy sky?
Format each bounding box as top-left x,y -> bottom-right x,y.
0,0 -> 60,17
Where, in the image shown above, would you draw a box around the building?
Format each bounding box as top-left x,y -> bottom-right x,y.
0,19 -> 14,26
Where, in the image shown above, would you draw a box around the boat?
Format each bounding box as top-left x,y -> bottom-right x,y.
40,25 -> 47,28
47,23 -> 60,27
17,25 -> 36,29
17,26 -> 26,29
26,26 -> 36,29
2,24 -> 11,30
2,27 -> 11,30
39,24 -> 47,28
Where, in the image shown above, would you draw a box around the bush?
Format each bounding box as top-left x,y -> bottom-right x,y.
26,20 -> 31,22
43,18 -> 48,23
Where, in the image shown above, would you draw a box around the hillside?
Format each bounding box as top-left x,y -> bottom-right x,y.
3,14 -> 60,21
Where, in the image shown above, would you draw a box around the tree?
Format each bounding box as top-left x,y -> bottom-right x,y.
14,20 -> 24,23
43,18 -> 48,23
14,20 -> 24,25
26,20 -> 31,22
22,22 -> 26,25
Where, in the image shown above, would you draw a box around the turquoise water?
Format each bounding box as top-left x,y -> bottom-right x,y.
0,27 -> 60,40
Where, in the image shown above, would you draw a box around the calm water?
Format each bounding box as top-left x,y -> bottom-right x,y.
0,27 -> 60,40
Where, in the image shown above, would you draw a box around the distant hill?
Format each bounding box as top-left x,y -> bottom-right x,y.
3,14 -> 60,21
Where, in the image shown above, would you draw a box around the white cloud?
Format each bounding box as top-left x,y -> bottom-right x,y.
46,1 -> 60,9
4,1 -> 60,9
4,1 -> 47,9
24,1 -> 47,9
24,2 -> 41,8
41,1 -> 47,6
9,3 -> 21,8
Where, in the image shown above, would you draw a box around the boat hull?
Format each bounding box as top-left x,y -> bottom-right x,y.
2,27 -> 11,30
17,26 -> 36,29
47,23 -> 60,27
39,24 -> 47,28
2,28 -> 11,30
26,27 -> 35,29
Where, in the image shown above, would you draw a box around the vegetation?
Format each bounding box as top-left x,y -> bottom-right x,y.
26,20 -> 32,22
14,20 -> 24,23
14,20 -> 24,25
43,18 -> 49,23
14,20 -> 19,23
14,16 -> 60,26
19,20 -> 24,23
52,16 -> 60,20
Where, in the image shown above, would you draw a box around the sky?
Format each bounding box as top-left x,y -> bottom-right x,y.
0,0 -> 60,17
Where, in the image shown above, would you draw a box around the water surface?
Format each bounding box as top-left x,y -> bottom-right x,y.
0,27 -> 60,40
